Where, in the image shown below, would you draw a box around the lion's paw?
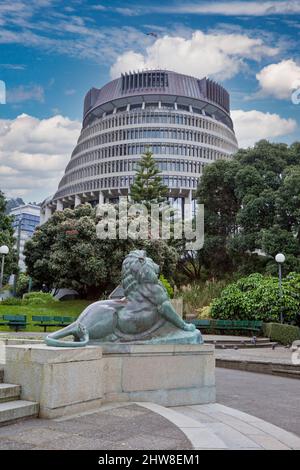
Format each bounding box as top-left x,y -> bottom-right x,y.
183,323 -> 196,331
78,323 -> 88,337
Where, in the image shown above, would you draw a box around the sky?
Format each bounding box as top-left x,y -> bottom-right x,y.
0,0 -> 300,203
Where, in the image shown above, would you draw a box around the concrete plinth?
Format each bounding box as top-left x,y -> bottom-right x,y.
102,344 -> 215,406
4,343 -> 215,418
4,345 -> 103,418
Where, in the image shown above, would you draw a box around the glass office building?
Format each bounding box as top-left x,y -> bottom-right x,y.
10,204 -> 41,271
41,70 -> 238,221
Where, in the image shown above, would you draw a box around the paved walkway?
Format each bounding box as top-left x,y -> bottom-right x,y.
0,403 -> 191,450
168,403 -> 300,450
216,368 -> 300,436
216,346 -> 294,365
0,401 -> 299,450
203,334 -> 258,342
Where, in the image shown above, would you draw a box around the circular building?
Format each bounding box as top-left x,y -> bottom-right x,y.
41,70 -> 238,221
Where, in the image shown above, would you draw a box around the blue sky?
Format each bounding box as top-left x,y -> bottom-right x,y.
0,0 -> 300,202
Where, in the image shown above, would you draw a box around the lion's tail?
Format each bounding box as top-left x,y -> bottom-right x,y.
45,321 -> 89,348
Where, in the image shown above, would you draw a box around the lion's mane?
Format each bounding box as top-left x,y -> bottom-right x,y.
121,250 -> 167,306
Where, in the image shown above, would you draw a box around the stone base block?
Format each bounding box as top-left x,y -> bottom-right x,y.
102,343 -> 215,407
4,345 -> 103,419
4,343 -> 215,418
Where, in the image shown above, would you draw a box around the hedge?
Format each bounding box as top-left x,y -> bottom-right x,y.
263,322 -> 300,346
211,272 -> 300,323
1,291 -> 57,306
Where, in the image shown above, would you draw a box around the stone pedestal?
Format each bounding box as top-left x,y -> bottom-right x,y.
4,345 -> 103,418
102,343 -> 215,407
4,343 -> 215,418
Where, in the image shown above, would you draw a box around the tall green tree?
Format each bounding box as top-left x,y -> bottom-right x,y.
24,203 -> 178,298
192,160 -> 240,278
0,191 -> 18,285
194,140 -> 300,278
130,150 -> 168,206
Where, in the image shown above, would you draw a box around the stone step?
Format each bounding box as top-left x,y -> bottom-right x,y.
0,384 -> 21,402
216,358 -> 300,379
0,400 -> 39,426
166,403 -> 300,450
272,369 -> 300,380
215,342 -> 278,350
205,337 -> 271,345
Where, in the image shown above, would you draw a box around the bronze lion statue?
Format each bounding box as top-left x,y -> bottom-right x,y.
45,250 -> 202,347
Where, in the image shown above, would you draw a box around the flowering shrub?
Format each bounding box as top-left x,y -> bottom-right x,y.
211,273 -> 300,323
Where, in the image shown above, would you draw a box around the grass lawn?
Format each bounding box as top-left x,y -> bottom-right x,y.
0,299 -> 93,333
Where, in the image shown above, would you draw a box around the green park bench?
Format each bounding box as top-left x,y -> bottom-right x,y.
53,316 -> 74,327
32,315 -> 73,332
0,314 -> 27,332
190,319 -> 263,334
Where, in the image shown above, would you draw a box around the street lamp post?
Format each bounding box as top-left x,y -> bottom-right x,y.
275,253 -> 285,324
0,245 -> 9,289
13,216 -> 22,297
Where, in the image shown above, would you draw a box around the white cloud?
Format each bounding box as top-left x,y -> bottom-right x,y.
187,1 -> 300,15
0,165 -> 18,175
115,7 -> 140,16
232,109 -> 297,148
0,63 -> 25,70
6,84 -> 44,103
117,1 -> 300,16
0,1 -> 150,66
256,59 -> 300,99
0,1 -> 291,75
111,51 -> 146,78
64,89 -> 76,96
0,114 -> 81,201
91,4 -> 107,11
110,31 -> 279,80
